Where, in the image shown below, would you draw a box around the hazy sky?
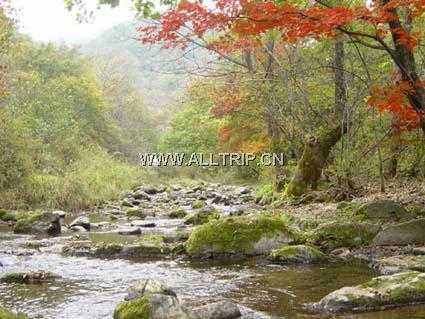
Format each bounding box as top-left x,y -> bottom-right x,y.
11,0 -> 135,43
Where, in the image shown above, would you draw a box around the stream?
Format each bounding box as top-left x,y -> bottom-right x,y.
2,184 -> 425,318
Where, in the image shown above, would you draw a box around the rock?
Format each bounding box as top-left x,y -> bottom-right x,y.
373,218 -> 425,246
0,307 -> 27,319
358,200 -> 411,222
373,255 -> 425,275
126,207 -> 146,219
315,271 -> 425,313
69,225 -> 87,232
13,212 -> 61,235
168,208 -> 187,219
133,190 -> 152,201
186,214 -> 296,258
184,207 -> 220,226
1,271 -> 59,284
310,222 -> 381,250
125,279 -> 177,301
114,279 -> 189,319
69,216 -> 91,231
52,210 -> 67,218
117,227 -> 142,235
192,199 -> 205,209
130,220 -> 156,227
269,245 -> 325,264
189,300 -> 241,319
121,198 -> 135,207
140,186 -> 163,195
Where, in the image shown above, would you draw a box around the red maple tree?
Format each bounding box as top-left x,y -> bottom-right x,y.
139,0 -> 425,130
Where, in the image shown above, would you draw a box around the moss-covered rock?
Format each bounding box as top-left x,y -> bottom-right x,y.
0,308 -> 27,319
1,271 -> 59,284
373,255 -> 425,275
357,200 -> 411,222
0,209 -> 16,222
373,218 -> 425,246
113,296 -> 150,319
126,207 -> 146,219
191,199 -> 205,209
316,271 -> 425,312
269,244 -> 325,264
186,214 -> 296,258
168,208 -> 187,219
184,207 -> 220,226
13,211 -> 61,235
310,221 -> 381,250
114,279 -> 189,319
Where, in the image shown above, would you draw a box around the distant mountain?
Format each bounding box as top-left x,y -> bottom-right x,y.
80,21 -> 193,109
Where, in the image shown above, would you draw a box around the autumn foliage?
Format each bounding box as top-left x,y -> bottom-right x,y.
139,0 -> 425,131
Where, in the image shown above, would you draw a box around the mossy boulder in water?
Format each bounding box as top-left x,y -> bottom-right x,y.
310,221 -> 381,250
126,207 -> 146,219
373,255 -> 425,275
186,214 -> 296,258
316,271 -> 425,313
113,279 -> 189,319
373,218 -> 425,246
13,212 -> 61,235
184,207 -> 220,226
1,271 -> 59,284
269,245 -> 325,264
0,308 -> 27,319
168,208 -> 187,219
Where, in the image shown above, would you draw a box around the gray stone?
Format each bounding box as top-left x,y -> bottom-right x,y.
316,271 -> 425,313
69,216 -> 91,231
358,200 -> 411,221
189,300 -> 241,319
373,218 -> 425,246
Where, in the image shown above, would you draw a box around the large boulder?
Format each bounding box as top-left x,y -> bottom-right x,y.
310,222 -> 381,250
373,255 -> 425,275
373,218 -> 425,246
269,245 -> 325,264
13,212 -> 61,235
357,200 -> 411,222
186,215 -> 296,258
316,271 -> 425,313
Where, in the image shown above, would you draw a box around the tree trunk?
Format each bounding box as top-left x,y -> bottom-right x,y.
285,39 -> 347,196
285,125 -> 343,196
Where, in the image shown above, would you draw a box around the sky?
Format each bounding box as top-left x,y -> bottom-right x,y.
10,0 -> 135,43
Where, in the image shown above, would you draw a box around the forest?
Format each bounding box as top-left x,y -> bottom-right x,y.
0,0 -> 425,318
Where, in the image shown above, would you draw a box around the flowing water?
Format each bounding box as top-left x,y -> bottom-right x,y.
2,186 -> 425,319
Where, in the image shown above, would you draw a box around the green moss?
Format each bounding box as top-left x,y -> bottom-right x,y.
126,208 -> 145,219
168,208 -> 187,219
186,214 -> 295,256
310,221 -> 381,250
192,199 -> 205,209
1,271 -> 58,284
94,243 -> 123,257
0,308 -> 27,319
113,296 -> 150,319
13,211 -> 44,234
184,208 -> 220,225
0,209 -> 16,222
269,244 -> 325,263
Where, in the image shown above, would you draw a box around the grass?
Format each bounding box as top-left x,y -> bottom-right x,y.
0,148 -> 156,211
